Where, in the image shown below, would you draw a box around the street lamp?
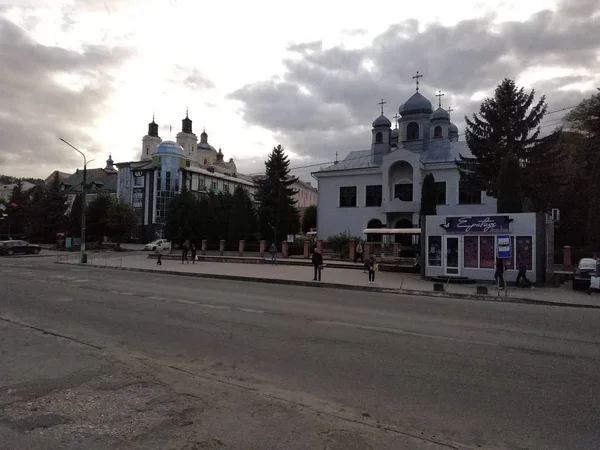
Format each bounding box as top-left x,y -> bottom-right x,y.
60,138 -> 90,264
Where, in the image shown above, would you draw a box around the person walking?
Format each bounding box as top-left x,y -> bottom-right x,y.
495,257 -> 507,290
367,255 -> 376,284
190,243 -> 197,264
269,243 -> 278,265
516,260 -> 533,288
156,243 -> 163,266
181,242 -> 189,264
355,241 -> 364,263
312,247 -> 323,281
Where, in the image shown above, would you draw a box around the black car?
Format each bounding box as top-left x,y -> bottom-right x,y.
572,258 -> 598,290
0,240 -> 41,256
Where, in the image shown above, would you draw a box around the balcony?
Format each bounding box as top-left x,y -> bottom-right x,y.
382,198 -> 419,214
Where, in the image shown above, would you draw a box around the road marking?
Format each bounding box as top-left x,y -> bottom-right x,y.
237,308 -> 265,314
146,296 -> 168,301
119,292 -> 136,296
198,304 -> 231,310
55,297 -> 74,302
72,279 -> 90,283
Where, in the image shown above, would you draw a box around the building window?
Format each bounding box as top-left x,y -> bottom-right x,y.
435,181 -> 446,205
375,132 -> 383,143
211,181 -> 217,191
146,147 -> 149,155
479,236 -> 495,268
516,236 -> 533,271
365,185 -> 382,207
339,186 -> 357,207
198,177 -> 205,190
134,175 -> 143,187
394,183 -> 413,202
223,183 -> 229,193
464,236 -> 479,268
434,125 -> 442,138
458,180 -> 482,204
428,236 -> 442,266
407,122 -> 419,140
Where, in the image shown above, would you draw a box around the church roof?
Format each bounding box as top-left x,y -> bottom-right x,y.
154,140 -> 185,157
431,107 -> 450,121
399,92 -> 433,116
372,114 -> 391,128
318,150 -> 376,172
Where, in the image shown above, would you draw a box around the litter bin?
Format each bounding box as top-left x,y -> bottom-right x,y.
80,253 -> 88,264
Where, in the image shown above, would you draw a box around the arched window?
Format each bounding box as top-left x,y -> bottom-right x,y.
395,219 -> 413,246
434,126 -> 442,138
366,219 -> 383,243
407,122 -> 419,140
375,132 -> 383,143
146,147 -> 149,155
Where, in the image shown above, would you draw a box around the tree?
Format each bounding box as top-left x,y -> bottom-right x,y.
228,186 -> 257,243
496,152 -> 523,213
254,145 -> 299,243
40,172 -> 68,240
106,202 -> 138,249
68,194 -> 83,237
420,174 -> 437,216
301,205 -> 317,234
86,194 -> 115,244
163,185 -> 197,247
457,78 -> 547,198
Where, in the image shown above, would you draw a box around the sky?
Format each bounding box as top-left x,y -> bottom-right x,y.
0,0 -> 599,181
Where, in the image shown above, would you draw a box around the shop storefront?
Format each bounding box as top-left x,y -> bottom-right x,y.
421,213 -> 546,283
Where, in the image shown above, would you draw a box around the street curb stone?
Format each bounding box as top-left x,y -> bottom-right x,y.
55,262 -> 600,309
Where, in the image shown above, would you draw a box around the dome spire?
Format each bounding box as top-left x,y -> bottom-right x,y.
378,98 -> 387,115
436,90 -> 445,108
412,71 -> 423,92
182,108 -> 192,133
148,114 -> 159,137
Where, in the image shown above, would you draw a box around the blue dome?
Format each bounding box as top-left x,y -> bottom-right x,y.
431,107 -> 450,121
372,114 -> 391,128
399,92 -> 433,116
449,122 -> 458,133
154,140 -> 185,157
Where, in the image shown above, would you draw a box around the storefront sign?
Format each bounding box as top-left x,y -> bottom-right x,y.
496,235 -> 512,259
441,215 -> 511,233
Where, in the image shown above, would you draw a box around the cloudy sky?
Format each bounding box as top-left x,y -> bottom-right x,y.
1,0 -> 599,180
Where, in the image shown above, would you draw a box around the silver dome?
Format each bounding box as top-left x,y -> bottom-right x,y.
154,140 -> 185,157
372,114 -> 391,128
431,107 -> 450,121
399,92 -> 433,116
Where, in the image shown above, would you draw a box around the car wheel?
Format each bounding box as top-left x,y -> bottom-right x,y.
152,246 -> 157,251
33,248 -> 40,254
7,249 -> 14,256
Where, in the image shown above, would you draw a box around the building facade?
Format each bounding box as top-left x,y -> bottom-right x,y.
313,81 -> 497,240
0,181 -> 35,202
117,113 -> 256,241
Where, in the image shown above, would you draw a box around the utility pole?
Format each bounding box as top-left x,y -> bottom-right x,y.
60,138 -> 90,263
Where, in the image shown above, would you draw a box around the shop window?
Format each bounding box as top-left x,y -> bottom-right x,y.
516,236 -> 533,270
339,186 -> 357,207
435,182 -> 446,205
365,185 -> 382,207
479,236 -> 495,268
464,236 -> 479,268
459,180 -> 482,204
428,236 -> 442,266
394,183 -> 413,201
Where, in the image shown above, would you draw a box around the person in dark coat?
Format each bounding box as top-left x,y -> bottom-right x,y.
190,243 -> 197,264
495,258 -> 507,290
312,247 -> 323,281
367,255 -> 376,283
516,260 -> 533,288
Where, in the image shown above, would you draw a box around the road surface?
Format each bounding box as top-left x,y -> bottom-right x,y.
1,257 -> 599,449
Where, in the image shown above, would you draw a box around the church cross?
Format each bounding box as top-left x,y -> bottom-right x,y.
393,113 -> 400,127
412,71 -> 423,91
436,90 -> 445,108
378,98 -> 387,115
447,106 -> 454,116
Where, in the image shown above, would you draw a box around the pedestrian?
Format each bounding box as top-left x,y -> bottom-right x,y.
190,243 -> 197,264
494,258 -> 506,290
312,247 -> 323,281
269,243 -> 277,265
516,260 -> 533,288
156,243 -> 163,266
181,242 -> 189,264
355,241 -> 364,263
367,255 -> 376,283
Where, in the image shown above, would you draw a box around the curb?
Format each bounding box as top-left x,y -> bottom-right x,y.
55,262 -> 600,309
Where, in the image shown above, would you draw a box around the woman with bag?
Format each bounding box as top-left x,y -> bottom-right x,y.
367,255 -> 377,284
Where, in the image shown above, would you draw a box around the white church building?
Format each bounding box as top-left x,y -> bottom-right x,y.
313,77 -> 497,242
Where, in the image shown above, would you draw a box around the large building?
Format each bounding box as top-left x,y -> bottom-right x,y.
117,113 -> 256,241
313,77 -> 496,241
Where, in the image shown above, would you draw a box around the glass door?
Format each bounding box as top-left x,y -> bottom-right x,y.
444,236 -> 460,276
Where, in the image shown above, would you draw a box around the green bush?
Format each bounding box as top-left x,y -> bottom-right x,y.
324,232 -> 360,259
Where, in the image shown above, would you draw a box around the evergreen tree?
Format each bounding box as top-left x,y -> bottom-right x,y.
163,185 -> 197,247
228,186 -> 257,243
496,152 -> 523,213
420,173 -> 437,216
106,201 -> 138,249
68,194 -> 83,237
301,205 -> 317,234
457,78 -> 547,198
86,194 -> 116,244
40,172 -> 68,240
254,145 -> 299,243
7,181 -> 27,237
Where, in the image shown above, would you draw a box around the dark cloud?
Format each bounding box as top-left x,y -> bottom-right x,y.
230,0 -> 600,164
0,17 -> 133,176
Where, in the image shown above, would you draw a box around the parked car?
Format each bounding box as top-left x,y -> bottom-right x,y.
572,258 -> 598,290
0,240 -> 41,256
144,239 -> 171,251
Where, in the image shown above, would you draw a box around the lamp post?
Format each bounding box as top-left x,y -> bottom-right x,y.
60,138 -> 89,264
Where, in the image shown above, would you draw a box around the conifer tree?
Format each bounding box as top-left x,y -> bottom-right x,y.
496,152 -> 523,213
420,173 -> 437,216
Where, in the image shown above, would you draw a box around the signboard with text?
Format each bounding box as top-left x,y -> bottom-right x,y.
441,215 -> 511,234
496,235 -> 512,259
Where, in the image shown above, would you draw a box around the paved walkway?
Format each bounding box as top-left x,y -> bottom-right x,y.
56,253 -> 600,308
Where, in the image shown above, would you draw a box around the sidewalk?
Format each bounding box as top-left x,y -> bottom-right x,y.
56,253 -> 600,308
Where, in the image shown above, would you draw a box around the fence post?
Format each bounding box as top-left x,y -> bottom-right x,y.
219,240 -> 225,256
364,243 -> 372,260
562,246 -> 572,269
393,243 -> 400,258
316,240 -> 323,254
201,240 -> 207,256
259,240 -> 266,257
303,241 -> 310,258
239,240 -> 245,257
349,239 -> 356,262
282,241 -> 289,258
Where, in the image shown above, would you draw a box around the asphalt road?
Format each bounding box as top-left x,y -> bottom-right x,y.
1,258 -> 599,449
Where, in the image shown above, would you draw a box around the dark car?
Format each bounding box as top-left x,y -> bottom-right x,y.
0,240 -> 41,256
572,258 -> 597,290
